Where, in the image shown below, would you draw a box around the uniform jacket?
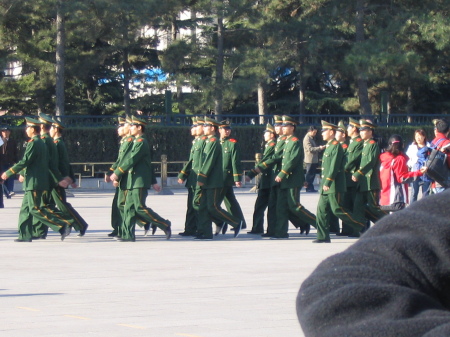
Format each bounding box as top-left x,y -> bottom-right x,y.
54,137 -> 76,183
110,136 -> 134,190
178,137 -> 199,188
303,133 -> 321,164
197,134 -> 223,189
114,135 -> 156,189
220,136 -> 242,186
42,132 -> 63,185
6,135 -> 49,191
297,189 -> 450,337
247,139 -> 276,189
319,139 -> 346,194
278,134 -> 305,189
344,136 -> 364,187
352,138 -> 381,192
256,135 -> 286,187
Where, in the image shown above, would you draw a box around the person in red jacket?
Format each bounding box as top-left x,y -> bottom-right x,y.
429,119 -> 450,193
379,135 -> 424,211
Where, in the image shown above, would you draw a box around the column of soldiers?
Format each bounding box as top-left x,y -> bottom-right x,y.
0,115 -> 88,242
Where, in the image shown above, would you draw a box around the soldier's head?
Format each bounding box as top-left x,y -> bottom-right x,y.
218,120 -> 232,139
273,115 -> 283,135
24,117 -> 41,138
347,117 -> 360,138
196,116 -> 205,136
190,117 -> 198,136
335,120 -> 347,142
281,115 -> 297,136
321,121 -> 337,142
50,118 -> 65,139
359,119 -> 376,141
38,112 -> 53,134
130,116 -> 147,136
264,124 -> 276,142
203,117 -> 219,136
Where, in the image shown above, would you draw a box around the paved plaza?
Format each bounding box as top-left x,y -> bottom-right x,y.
0,186 -> 359,337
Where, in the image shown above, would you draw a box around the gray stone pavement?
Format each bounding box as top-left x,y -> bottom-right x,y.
0,186 -> 359,337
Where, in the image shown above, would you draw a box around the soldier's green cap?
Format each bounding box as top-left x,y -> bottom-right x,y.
264,123 -> 275,134
203,116 -> 219,127
219,120 -> 231,129
191,116 -> 197,127
117,116 -> 126,126
359,119 -> 377,131
25,117 -> 41,127
38,112 -> 53,125
273,115 -> 283,126
125,115 -> 133,124
282,115 -> 298,126
321,120 -> 338,131
348,117 -> 360,128
196,116 -> 205,124
51,117 -> 66,129
131,115 -> 148,126
337,120 -> 346,133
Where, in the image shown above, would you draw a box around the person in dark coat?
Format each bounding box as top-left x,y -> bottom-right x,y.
297,189 -> 450,337
0,126 -> 19,198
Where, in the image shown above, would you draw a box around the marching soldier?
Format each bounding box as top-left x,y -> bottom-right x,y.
245,124 -> 276,234
110,116 -> 171,241
314,121 -> 366,243
50,117 -> 89,236
0,117 -> 71,242
338,117 -> 364,236
352,119 -> 388,227
271,115 -> 316,239
216,120 -> 246,234
177,117 -> 199,236
192,116 -> 243,240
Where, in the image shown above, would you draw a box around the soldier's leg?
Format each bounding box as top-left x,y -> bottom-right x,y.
193,186 -> 211,239
223,186 -> 247,229
365,190 -> 388,223
109,187 -> 120,236
17,191 -> 34,241
329,192 -> 366,236
132,188 -> 171,234
52,186 -> 88,235
315,194 -> 331,241
329,213 -> 340,234
273,188 -> 290,238
265,185 -> 278,236
117,188 -> 128,238
32,190 -> 53,238
182,186 -> 197,235
286,187 -> 316,227
206,188 -> 240,230
250,187 -> 270,234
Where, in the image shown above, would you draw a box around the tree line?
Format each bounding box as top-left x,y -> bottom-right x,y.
0,0 -> 448,119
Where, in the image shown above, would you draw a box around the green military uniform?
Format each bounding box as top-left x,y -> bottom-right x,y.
217,120 -> 246,230
33,113 -> 74,238
114,116 -> 171,241
315,121 -> 366,242
5,118 -> 70,241
193,117 -> 242,240
271,116 -> 316,239
246,124 -> 276,234
352,120 -> 388,225
339,117 -> 364,236
177,117 -> 199,236
256,116 -> 309,236
51,118 -> 89,236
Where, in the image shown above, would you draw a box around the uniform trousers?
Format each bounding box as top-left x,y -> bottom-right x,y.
222,186 -> 247,228
122,188 -> 170,241
109,187 -> 121,236
19,190 -> 70,241
340,186 -> 360,235
182,186 -> 197,235
354,190 -> 388,226
274,187 -> 316,238
193,187 -> 240,239
250,187 -> 271,233
52,186 -> 88,234
316,192 -> 366,241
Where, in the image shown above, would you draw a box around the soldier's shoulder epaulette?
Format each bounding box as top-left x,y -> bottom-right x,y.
127,137 -> 133,142
54,140 -> 59,144
356,137 -> 362,142
292,137 -> 298,141
269,142 -> 276,147
229,138 -> 237,143
28,139 -> 34,143
282,136 -> 287,140
137,138 -> 144,142
332,140 -> 339,145
210,137 -> 216,142
369,140 -> 376,144
342,143 -> 348,149
202,136 -> 207,140
40,136 -> 45,139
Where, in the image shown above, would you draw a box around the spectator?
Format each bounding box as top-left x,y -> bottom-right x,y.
303,126 -> 325,192
0,126 -> 19,198
405,129 -> 432,202
429,119 -> 450,194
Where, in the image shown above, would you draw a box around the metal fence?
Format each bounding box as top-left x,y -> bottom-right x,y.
1,113 -> 448,128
